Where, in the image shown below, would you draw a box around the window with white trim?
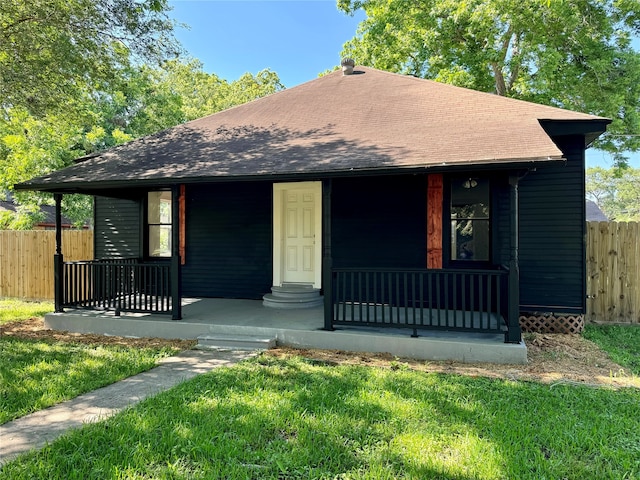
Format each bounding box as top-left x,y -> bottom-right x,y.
147,191 -> 172,257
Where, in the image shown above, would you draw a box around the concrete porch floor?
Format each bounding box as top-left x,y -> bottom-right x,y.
45,298 -> 527,364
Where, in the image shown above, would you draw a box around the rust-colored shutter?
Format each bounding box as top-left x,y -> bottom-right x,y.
427,174 -> 443,269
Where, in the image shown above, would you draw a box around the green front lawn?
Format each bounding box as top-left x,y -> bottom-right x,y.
0,298 -> 182,424
583,324 -> 640,375
0,298 -> 54,324
0,337 -> 179,424
3,355 -> 638,479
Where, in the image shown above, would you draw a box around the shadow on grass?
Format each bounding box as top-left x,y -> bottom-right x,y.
2,355 -> 639,479
0,337 -> 167,424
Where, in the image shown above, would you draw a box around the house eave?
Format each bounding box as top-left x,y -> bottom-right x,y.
14,155 -> 565,195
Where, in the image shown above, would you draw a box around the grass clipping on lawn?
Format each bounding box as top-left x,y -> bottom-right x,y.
2,317 -> 638,389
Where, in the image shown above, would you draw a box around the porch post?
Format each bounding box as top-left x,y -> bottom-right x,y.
53,193 -> 64,313
322,179 -> 334,331
171,185 -> 182,320
506,176 -> 523,343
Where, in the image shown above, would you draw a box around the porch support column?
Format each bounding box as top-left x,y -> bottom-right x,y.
54,193 -> 64,313
171,185 -> 182,320
506,176 -> 523,343
322,179 -> 334,331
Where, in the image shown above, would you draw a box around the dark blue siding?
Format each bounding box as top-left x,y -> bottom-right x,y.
94,196 -> 141,259
332,175 -> 427,269
181,182 -> 272,299
518,136 -> 585,313
494,179 -> 511,266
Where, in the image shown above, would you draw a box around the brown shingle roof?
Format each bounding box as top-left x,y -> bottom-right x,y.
17,67 -> 608,192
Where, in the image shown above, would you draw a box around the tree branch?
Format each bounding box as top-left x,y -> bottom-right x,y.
506,33 -> 522,93
491,62 -> 507,96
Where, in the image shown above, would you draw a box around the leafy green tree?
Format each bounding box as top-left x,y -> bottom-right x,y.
135,59 -> 284,124
338,0 -> 640,166
586,167 -> 640,221
83,59 -> 284,145
0,0 -> 180,116
1,60 -> 284,229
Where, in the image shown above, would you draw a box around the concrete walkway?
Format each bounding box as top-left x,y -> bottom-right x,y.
0,349 -> 253,466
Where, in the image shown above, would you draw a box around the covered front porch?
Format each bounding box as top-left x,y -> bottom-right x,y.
45,297 -> 527,364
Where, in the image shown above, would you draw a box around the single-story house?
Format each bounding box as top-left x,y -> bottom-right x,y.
15,64 -> 609,353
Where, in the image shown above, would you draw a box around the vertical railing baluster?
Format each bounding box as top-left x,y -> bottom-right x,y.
436,272 -> 442,327
365,272 -> 370,323
129,264 -> 134,310
154,265 -> 159,312
143,265 -> 148,311
411,273 -> 416,326
82,263 -> 87,307
487,273 -> 493,328
389,272 -> 395,324
452,272 -> 458,328
403,273 -> 408,326
479,274 -> 485,329
358,272 -> 363,321
445,272 -> 451,327
164,264 -> 169,312
80,264 -> 84,306
62,264 -> 68,305
350,272 -> 355,321
84,262 -> 93,307
380,272 -> 385,324
70,264 -> 75,306
469,274 -> 475,329
158,264 -> 162,312
495,274 -> 501,331
463,273 -> 468,329
342,271 -> 347,322
426,272 -> 432,326
419,272 -> 424,327
373,272 -> 378,323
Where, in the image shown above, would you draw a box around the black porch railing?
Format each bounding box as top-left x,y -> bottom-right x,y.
330,268 -> 511,337
62,259 -> 172,314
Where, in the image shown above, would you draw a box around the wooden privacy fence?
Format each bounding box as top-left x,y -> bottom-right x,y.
586,221 -> 639,324
0,230 -> 93,300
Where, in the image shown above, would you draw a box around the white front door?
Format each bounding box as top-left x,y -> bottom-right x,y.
273,182 -> 322,288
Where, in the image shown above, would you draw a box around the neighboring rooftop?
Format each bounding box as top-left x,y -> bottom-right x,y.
0,194 -> 79,228
16,66 -> 609,193
586,199 -> 609,221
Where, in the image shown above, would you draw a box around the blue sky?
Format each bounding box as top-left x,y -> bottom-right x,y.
168,0 -> 638,169
169,0 -> 364,87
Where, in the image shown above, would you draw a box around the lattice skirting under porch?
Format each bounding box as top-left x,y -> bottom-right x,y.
519,313 -> 585,334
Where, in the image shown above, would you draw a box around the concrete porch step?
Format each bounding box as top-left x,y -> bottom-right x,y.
196,334 -> 276,351
263,284 -> 323,309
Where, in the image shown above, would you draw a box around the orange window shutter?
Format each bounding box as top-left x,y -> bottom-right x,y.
427,174 -> 443,269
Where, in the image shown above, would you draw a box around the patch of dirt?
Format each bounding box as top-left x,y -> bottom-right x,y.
265,333 -> 639,389
0,317 -> 196,350
2,318 -> 637,389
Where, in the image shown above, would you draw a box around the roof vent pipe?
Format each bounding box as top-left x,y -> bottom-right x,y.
341,58 -> 355,75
